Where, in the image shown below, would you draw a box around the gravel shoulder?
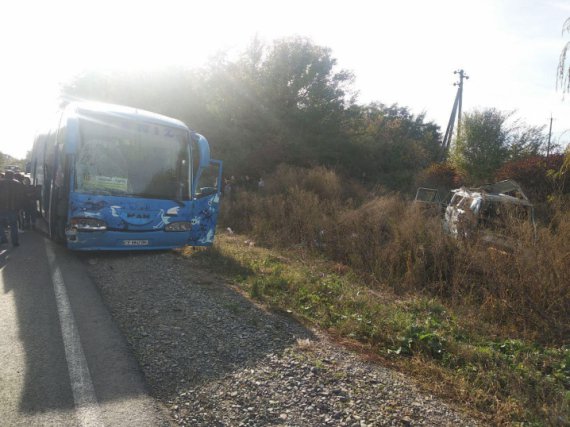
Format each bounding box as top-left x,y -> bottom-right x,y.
85,250 -> 480,426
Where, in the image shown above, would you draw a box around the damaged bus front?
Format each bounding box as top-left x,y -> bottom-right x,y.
30,101 -> 222,250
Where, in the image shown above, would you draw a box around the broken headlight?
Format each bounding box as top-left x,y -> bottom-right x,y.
70,217 -> 107,231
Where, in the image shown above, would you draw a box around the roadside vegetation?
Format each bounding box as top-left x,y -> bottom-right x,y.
191,166 -> 570,424
222,165 -> 569,343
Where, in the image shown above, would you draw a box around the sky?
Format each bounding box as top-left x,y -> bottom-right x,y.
1,0 -> 569,159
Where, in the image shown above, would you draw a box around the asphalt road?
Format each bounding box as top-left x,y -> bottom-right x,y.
0,229 -> 169,426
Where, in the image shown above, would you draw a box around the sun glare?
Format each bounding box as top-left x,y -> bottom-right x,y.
1,0 -> 569,159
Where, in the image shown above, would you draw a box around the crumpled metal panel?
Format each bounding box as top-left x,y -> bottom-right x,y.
66,191 -> 221,249
188,193 -> 220,246
68,193 -> 191,232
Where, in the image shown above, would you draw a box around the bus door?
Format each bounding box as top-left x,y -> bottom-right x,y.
188,134 -> 222,246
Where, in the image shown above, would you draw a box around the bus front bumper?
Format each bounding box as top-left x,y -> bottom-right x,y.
65,229 -> 202,251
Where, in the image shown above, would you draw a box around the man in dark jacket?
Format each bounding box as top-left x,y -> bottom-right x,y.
21,179 -> 38,230
0,171 -> 25,246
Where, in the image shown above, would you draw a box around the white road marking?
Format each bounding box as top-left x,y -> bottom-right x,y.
45,240 -> 104,427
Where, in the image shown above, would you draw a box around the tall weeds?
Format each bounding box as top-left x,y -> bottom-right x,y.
220,165 -> 570,343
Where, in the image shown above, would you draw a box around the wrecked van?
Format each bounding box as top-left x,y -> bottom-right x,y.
443,180 -> 535,247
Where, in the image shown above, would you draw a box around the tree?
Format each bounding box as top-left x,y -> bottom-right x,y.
557,17 -> 570,94
257,37 -> 355,168
450,109 -> 545,183
346,103 -> 442,191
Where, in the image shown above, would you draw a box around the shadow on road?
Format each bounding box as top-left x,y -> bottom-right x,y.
1,230 -> 160,420
1,231 -> 75,414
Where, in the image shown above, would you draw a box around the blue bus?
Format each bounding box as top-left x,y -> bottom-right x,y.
30,101 -> 222,250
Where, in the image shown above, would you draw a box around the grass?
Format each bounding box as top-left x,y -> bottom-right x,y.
183,232 -> 570,426
223,168 -> 570,345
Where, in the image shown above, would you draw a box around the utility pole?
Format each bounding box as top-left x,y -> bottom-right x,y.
454,69 -> 469,139
440,69 -> 469,161
546,114 -> 553,159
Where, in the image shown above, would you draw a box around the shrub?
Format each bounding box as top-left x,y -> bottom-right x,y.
326,196 -> 455,293
222,165 -> 355,247
495,154 -> 568,202
265,164 -> 343,203
416,162 -> 464,195
450,214 -> 570,342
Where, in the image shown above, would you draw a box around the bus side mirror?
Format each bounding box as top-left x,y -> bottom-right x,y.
192,132 -> 219,197
192,133 -> 211,169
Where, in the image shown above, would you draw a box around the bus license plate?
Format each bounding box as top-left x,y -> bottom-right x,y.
122,239 -> 149,246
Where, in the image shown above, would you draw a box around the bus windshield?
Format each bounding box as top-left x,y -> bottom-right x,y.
75,115 -> 190,200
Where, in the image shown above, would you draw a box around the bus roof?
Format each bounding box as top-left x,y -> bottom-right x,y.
69,101 -> 190,132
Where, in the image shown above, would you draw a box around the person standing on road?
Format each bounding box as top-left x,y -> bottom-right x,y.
0,171 -> 25,246
21,177 -> 38,230
14,173 -> 26,230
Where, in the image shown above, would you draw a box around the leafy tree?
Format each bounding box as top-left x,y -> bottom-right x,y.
557,17 -> 570,94
257,38 -> 355,168
347,103 -> 441,191
451,109 -> 545,183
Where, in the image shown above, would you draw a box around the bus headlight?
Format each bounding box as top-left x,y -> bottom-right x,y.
165,221 -> 192,232
70,217 -> 107,231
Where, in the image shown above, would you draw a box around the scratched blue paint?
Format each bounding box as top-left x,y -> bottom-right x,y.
188,193 -> 220,246
66,191 -> 220,250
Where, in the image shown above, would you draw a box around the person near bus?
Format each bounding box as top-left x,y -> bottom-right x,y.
14,173 -> 26,230
0,171 -> 25,246
21,178 -> 38,230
